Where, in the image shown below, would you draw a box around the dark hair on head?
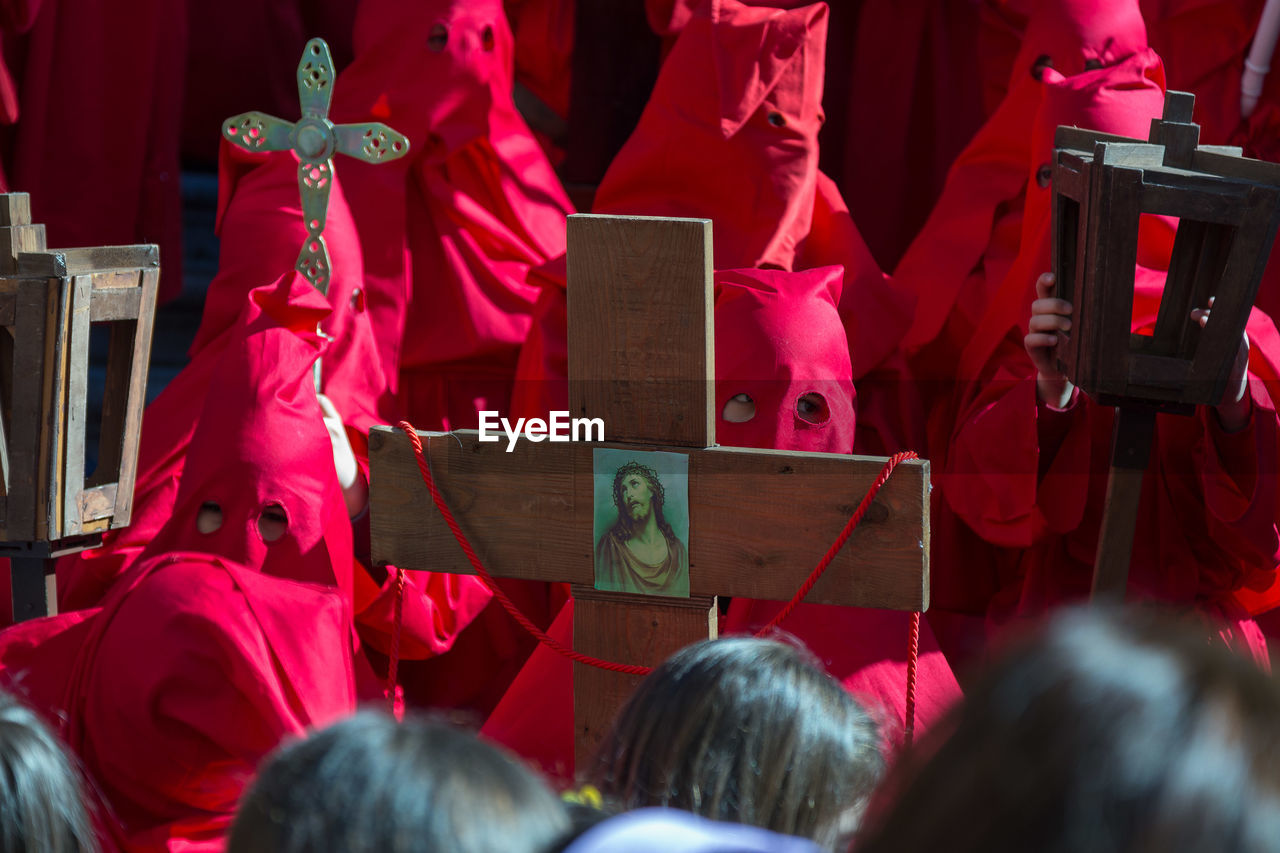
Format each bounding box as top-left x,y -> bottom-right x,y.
858,605 -> 1280,853
590,637 -> 883,851
0,692 -> 97,852
229,711 -> 572,853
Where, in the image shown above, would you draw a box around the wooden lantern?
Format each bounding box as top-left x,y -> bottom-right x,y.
1052,90 -> 1280,412
1049,91 -> 1280,601
0,194 -> 158,555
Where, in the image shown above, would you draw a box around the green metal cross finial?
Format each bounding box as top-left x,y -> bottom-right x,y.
221,38 -> 410,296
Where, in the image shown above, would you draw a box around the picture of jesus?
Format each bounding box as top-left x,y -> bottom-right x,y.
593,449 -> 690,598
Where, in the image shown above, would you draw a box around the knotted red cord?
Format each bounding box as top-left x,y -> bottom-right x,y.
904,611 -> 921,750
387,566 -> 406,714
391,421 -> 922,742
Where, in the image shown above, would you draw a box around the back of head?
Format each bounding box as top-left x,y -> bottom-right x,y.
229,712 -> 570,853
0,694 -> 96,853
858,606 -> 1280,853
591,637 -> 883,850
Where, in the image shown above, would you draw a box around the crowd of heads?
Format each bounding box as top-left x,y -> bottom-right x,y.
1,606 -> 1277,852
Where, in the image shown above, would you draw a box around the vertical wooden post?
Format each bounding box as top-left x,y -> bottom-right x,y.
567,214 -> 715,767
572,586 -> 717,771
1091,406 -> 1157,601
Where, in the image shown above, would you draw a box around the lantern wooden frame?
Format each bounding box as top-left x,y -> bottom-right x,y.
0,193 -> 158,616
1051,90 -> 1280,412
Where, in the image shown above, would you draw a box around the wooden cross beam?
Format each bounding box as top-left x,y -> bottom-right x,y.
369,214 -> 930,767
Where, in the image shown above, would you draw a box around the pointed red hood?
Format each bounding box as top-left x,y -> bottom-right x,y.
329,0 -> 573,429
895,0 -> 1153,357
209,144 -> 390,433
143,272 -> 354,600
715,265 -> 856,453
960,52 -> 1168,378
332,0 -> 513,162
595,0 -> 828,271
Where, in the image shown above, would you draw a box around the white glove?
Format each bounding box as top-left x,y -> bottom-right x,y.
317,393 -> 369,518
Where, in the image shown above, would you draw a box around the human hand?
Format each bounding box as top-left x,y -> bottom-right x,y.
317,393 -> 370,517
1191,297 -> 1251,432
1025,273 -> 1075,409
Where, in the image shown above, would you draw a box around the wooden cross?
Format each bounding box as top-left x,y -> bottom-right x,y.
369,214 -> 930,767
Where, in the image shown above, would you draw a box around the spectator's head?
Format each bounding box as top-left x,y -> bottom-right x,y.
858,606 -> 1280,853
591,637 -> 883,850
0,694 -> 97,853
229,712 -> 571,853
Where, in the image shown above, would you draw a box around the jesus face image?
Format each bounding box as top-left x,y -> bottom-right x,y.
623,473 -> 653,523
594,452 -> 690,598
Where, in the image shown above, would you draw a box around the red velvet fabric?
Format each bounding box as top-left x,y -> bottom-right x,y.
3,0 -> 186,302
329,0 -> 574,432
600,0 -> 827,272
0,552 -> 359,851
484,267 -> 960,782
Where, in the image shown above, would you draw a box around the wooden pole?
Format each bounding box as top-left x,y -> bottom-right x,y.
1090,405 -> 1157,601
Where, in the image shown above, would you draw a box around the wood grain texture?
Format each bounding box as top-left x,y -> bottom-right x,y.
0,194 -> 31,227
88,286 -> 141,322
0,226 -> 46,274
572,588 -> 716,771
107,267 -> 158,527
59,276 -> 92,537
566,215 -> 714,448
1098,168 -> 1145,399
1185,185 -> 1280,405
54,245 -> 158,275
370,427 -> 930,610
5,280 -> 53,540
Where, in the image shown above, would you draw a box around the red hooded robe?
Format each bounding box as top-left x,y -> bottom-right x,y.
931,49 -> 1280,668
512,0 -> 916,454
323,0 -> 577,717
329,0 -> 574,432
891,0 -> 1153,430
0,272 -> 365,851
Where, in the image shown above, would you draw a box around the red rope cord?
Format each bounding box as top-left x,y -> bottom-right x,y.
393,423 -> 920,698
395,422 -> 651,676
754,451 -> 919,635
904,610 -> 920,750
387,566 -> 406,713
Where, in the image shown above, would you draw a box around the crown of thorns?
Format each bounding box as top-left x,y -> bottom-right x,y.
612,461 -> 665,509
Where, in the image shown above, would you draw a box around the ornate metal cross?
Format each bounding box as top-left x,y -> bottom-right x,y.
221,38 -> 410,295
